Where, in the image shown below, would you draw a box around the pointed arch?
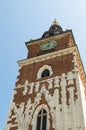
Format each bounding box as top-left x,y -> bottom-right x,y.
36,109 -> 47,130
37,65 -> 53,79
32,104 -> 50,130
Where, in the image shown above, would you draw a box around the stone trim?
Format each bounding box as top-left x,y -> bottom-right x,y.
18,46 -> 76,66
26,31 -> 73,46
37,65 -> 53,79
32,104 -> 50,130
18,46 -> 86,84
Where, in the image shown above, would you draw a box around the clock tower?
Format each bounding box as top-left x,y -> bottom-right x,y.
5,20 -> 86,130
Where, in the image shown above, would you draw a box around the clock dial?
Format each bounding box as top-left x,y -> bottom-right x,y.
40,41 -> 57,51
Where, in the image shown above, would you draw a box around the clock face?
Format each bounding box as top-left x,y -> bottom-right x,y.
40,41 -> 57,51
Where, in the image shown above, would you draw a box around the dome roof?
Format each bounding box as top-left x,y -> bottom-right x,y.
42,19 -> 63,38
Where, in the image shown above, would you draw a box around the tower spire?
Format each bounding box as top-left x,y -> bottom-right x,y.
53,19 -> 58,25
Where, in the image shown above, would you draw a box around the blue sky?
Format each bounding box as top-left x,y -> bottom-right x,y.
0,0 -> 86,129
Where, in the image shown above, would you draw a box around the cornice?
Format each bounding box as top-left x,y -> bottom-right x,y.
18,45 -> 86,84
18,46 -> 76,67
26,30 -> 74,47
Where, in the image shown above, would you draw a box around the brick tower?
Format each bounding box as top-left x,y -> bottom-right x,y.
5,20 -> 86,130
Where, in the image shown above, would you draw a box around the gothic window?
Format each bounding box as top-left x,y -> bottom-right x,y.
41,69 -> 50,78
37,65 -> 53,79
36,109 -> 47,130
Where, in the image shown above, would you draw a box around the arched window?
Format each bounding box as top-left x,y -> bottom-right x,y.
37,65 -> 53,79
41,69 -> 50,78
36,109 -> 47,130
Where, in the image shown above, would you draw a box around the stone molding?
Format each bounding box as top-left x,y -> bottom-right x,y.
18,46 -> 86,84
26,31 -> 73,46
18,46 -> 76,66
32,104 -> 50,130
37,65 -> 53,79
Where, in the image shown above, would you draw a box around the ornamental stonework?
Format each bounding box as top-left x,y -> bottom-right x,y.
5,23 -> 86,130
16,53 -> 74,85
5,70 -> 84,130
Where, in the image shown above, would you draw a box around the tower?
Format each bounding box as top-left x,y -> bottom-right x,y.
5,20 -> 86,130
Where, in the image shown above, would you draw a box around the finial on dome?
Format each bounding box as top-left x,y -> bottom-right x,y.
42,19 -> 63,38
53,19 -> 58,25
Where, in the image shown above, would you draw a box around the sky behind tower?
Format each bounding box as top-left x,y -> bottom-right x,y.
0,0 -> 86,129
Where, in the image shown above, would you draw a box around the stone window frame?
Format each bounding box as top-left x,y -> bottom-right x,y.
32,104 -> 50,130
37,65 -> 53,79
36,109 -> 47,130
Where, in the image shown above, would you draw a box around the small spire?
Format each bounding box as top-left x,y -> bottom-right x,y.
53,19 -> 58,25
